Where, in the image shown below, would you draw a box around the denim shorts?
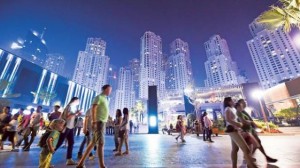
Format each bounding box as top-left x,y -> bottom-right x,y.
92,121 -> 106,145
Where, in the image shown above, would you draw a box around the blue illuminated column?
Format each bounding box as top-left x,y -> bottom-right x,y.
148,86 -> 158,134
3,57 -> 22,97
0,54 -> 14,80
33,69 -> 47,104
64,81 -> 75,107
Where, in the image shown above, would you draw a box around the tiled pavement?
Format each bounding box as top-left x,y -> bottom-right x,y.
0,133 -> 300,168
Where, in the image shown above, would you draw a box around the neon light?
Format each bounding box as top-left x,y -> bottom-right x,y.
0,54 -> 14,80
33,69 -> 47,104
3,57 -> 22,97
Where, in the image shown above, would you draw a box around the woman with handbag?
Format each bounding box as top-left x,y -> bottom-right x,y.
115,108 -> 129,156
224,97 -> 257,168
55,97 -> 80,165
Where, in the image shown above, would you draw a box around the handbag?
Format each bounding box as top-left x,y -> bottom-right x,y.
119,129 -> 126,138
225,125 -> 236,133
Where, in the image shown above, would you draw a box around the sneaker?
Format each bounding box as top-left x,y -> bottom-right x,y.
266,157 -> 278,163
66,159 -> 77,165
89,155 -> 95,160
76,165 -> 86,168
23,147 -> 30,151
122,151 -> 129,155
115,152 -> 122,156
208,140 -> 214,143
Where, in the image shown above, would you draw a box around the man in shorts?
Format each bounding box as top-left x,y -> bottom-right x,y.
77,84 -> 112,168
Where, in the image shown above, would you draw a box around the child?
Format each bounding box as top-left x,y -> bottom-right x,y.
1,115 -> 18,151
39,119 -> 66,168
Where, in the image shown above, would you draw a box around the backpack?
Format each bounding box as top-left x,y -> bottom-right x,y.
38,130 -> 52,148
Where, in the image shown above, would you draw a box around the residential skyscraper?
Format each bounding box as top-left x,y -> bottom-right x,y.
166,39 -> 193,92
139,31 -> 165,99
114,67 -> 135,113
73,38 -> 110,93
129,58 -> 140,99
247,19 -> 300,89
204,35 -> 246,87
170,39 -> 193,84
107,64 -> 118,115
44,53 -> 65,76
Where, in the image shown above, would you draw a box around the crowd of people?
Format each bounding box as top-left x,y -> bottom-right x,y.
0,84 -> 278,168
0,84 -> 132,168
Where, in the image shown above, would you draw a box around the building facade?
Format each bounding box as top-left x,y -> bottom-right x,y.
44,53 -> 65,76
204,35 -> 246,87
107,64 -> 118,116
247,20 -> 300,89
139,31 -> 165,100
166,39 -> 193,93
73,38 -> 110,93
0,48 -> 96,112
114,67 -> 135,113
129,58 -> 140,99
12,29 -> 48,66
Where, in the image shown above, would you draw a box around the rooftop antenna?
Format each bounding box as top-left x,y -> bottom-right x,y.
40,27 -> 46,39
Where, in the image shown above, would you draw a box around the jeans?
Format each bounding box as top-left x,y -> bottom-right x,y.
202,126 -> 206,141
205,127 -> 212,141
229,131 -> 257,168
55,128 -> 75,159
23,126 -> 38,149
74,127 -> 82,136
114,127 -> 119,149
78,131 -> 93,156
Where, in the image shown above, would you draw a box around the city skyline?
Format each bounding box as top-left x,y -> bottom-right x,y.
0,0 -> 278,86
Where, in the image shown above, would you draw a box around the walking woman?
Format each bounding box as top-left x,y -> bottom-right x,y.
55,97 -> 81,165
115,108 -> 129,156
223,97 -> 257,168
113,109 -> 122,152
175,115 -> 186,143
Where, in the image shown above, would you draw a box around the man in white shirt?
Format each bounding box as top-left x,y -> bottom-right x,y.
203,112 -> 214,143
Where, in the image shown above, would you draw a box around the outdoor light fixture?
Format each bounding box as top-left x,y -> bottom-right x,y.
251,89 -> 270,132
149,116 -> 157,127
251,89 -> 264,99
11,42 -> 23,49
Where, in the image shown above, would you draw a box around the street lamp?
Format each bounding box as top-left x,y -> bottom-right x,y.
251,89 -> 270,132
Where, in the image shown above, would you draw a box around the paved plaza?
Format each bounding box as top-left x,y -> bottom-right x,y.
1,133 -> 300,168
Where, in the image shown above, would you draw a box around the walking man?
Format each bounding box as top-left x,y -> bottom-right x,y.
77,84 -> 112,168
23,106 -> 42,151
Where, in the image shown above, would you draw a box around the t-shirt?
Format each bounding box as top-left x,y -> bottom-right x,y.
7,119 -> 18,132
48,112 -> 61,121
29,112 -> 41,128
47,130 -> 60,150
0,113 -> 12,125
92,94 -> 109,123
225,107 -> 237,127
64,105 -> 77,129
85,108 -> 92,131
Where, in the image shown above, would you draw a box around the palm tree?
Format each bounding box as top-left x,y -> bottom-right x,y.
258,0 -> 300,32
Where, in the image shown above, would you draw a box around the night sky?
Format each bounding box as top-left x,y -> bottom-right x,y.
0,0 -> 277,86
